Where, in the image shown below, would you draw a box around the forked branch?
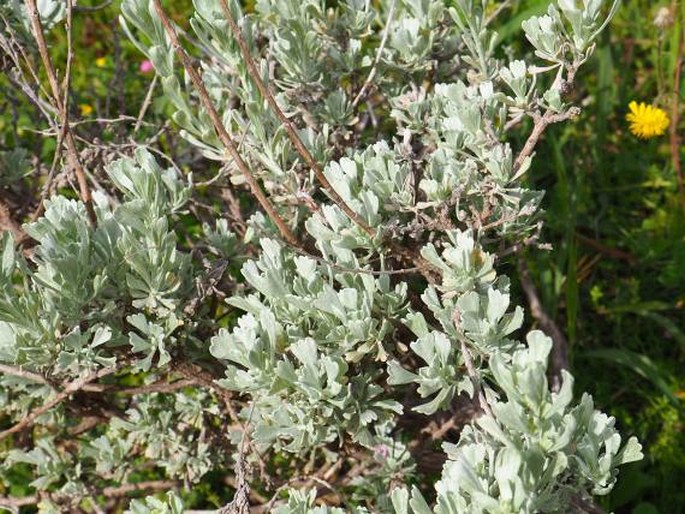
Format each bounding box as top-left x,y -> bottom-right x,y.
24,0 -> 97,226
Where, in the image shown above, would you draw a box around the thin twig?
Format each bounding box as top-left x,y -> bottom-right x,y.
503,111 -> 526,131
81,377 -> 196,395
102,480 -> 179,497
574,232 -> 637,264
173,360 -> 242,422
26,115 -> 152,132
451,289 -> 497,418
173,359 -> 271,486
2,66 -> 58,128
31,0 -> 76,225
196,120 -> 252,187
291,245 -> 419,276
484,0 -> 513,27
0,364 -> 123,441
196,122 -> 249,233
24,0 -> 97,226
63,0 -> 75,119
351,0 -> 396,108
512,107 -> 580,175
517,257 -> 569,392
0,480 -> 179,509
216,0 -> 375,238
0,14 -> 59,128
0,495 -> 36,508
30,125 -> 67,223
134,75 -> 158,133
0,364 -> 49,385
150,0 -> 300,249
73,0 -> 113,12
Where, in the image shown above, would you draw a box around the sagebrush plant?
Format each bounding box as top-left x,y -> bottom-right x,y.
0,0 -> 644,512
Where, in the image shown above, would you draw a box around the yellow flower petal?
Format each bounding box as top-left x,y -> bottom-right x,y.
626,101 -> 669,139
79,103 -> 94,116
95,57 -> 107,68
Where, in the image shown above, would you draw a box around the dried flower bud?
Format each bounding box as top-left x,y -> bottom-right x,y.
653,6 -> 674,29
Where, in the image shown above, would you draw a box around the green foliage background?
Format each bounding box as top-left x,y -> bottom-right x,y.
508,1 -> 685,512
0,0 -> 683,512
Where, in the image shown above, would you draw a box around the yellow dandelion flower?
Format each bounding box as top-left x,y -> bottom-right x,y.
626,101 -> 669,139
79,103 -> 94,116
95,57 -> 107,68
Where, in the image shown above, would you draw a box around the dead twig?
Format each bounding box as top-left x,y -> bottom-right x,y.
173,360 -> 240,423
31,0 -> 76,226
263,475 -> 344,512
24,0 -> 97,226
73,0 -> 113,12
80,377 -> 196,395
134,74 -> 158,133
484,0 -> 513,27
517,257 -> 569,392
351,0 -> 396,108
173,359 -> 272,489
574,232 -> 637,264
0,16 -> 59,129
102,480 -> 179,498
291,245 -> 420,276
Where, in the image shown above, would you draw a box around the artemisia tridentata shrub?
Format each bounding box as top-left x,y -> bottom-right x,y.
0,0 -> 642,512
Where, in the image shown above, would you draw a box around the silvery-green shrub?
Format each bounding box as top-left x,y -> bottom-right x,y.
0,0 -> 642,512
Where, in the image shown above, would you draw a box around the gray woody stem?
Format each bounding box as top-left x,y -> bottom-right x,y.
512,107 -> 580,174
216,0 -> 376,238
517,257 -> 569,392
151,0 -> 301,250
0,480 -> 179,509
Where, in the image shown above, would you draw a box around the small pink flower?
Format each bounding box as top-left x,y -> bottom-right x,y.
139,60 -> 154,73
374,444 -> 390,462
